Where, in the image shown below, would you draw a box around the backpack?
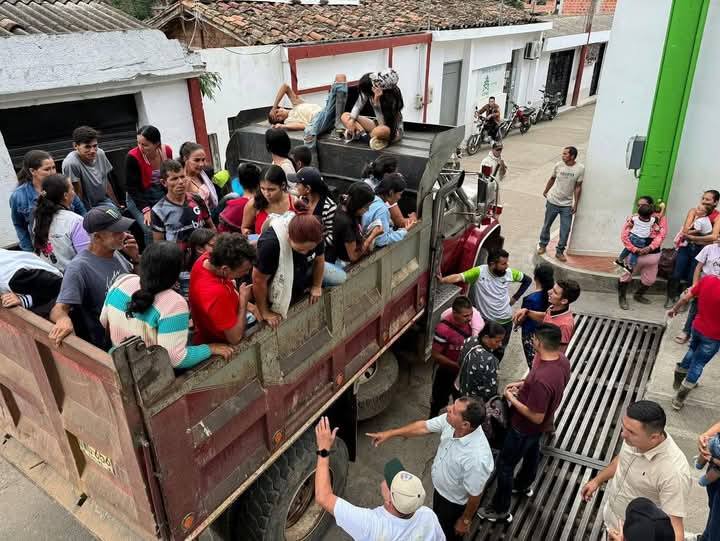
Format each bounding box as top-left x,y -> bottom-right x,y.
482,395 -> 510,450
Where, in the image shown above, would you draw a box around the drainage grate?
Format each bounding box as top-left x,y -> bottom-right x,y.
471,313 -> 665,541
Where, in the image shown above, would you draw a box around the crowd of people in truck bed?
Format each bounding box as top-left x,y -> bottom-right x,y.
3,68 -> 720,541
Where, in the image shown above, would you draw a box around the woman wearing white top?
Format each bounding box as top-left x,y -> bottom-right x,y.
31,174 -> 90,272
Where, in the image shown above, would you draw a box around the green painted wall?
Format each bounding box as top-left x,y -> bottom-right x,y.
636,0 -> 710,204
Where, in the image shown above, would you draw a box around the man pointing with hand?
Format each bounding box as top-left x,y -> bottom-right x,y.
367,397 -> 494,540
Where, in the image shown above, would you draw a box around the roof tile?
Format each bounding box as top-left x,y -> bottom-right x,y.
155,0 -> 535,46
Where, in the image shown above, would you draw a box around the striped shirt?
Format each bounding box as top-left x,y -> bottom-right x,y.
100,274 -> 211,369
313,195 -> 337,248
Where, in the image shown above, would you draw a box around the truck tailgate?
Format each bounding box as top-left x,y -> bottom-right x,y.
0,307 -> 159,540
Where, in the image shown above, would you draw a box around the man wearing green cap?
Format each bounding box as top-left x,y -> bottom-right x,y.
314,417 -> 444,540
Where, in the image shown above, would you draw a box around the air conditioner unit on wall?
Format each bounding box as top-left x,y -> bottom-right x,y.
524,41 -> 542,60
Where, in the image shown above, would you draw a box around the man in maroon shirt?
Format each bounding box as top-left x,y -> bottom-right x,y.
429,296 -> 474,418
667,274 -> 720,410
478,323 -> 571,523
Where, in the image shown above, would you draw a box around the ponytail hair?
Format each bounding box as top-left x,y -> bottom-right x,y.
126,241 -> 183,316
341,182 -> 375,218
17,150 -> 53,185
186,228 -> 216,270
178,142 -> 203,166
361,154 -> 398,180
32,175 -> 71,254
254,164 -> 287,212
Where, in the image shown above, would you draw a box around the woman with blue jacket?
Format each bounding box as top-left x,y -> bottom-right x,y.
361,173 -> 416,249
10,150 -> 86,251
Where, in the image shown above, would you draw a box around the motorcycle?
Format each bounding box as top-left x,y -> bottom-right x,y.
465,107 -> 494,156
498,102 -> 532,139
530,87 -> 562,125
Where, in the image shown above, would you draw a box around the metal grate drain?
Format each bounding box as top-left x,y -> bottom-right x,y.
471,313 -> 665,541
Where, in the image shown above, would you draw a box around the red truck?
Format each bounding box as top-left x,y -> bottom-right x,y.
0,119 -> 502,541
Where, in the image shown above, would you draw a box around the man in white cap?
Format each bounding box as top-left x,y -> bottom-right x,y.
314,416 -> 445,540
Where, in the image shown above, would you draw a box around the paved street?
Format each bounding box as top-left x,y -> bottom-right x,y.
1,103 -> 708,540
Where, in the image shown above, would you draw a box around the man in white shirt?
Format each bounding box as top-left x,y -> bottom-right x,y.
367,397 -> 494,540
537,146 -> 585,262
580,401 -> 691,541
313,417 -> 444,541
480,141 -> 508,182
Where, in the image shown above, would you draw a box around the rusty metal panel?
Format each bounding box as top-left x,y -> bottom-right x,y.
0,307 -> 159,540
131,221 -> 433,540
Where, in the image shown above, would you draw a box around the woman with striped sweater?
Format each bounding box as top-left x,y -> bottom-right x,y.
100,241 -> 233,370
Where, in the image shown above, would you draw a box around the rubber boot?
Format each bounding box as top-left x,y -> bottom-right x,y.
618,281 -> 630,310
671,381 -> 696,411
672,368 -> 688,391
634,284 -> 652,305
664,279 -> 678,309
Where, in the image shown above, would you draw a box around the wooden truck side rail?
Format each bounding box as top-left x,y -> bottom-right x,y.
0,304 -> 160,539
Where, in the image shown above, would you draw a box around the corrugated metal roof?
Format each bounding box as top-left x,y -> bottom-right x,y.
0,0 -> 145,37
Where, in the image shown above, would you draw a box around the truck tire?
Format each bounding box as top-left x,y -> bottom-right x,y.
357,351 -> 399,421
232,430 -> 349,541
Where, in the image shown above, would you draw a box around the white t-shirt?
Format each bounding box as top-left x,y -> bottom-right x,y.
287,102 -> 322,126
629,216 -> 655,238
692,216 -> 713,235
546,161 -> 584,207
334,498 -> 445,541
696,243 -> 720,277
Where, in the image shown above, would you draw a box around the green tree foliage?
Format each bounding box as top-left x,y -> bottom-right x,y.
111,0 -> 154,20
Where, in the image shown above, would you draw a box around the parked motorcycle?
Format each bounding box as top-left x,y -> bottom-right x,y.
530,87 -> 562,125
498,102 -> 532,139
465,107 -> 493,155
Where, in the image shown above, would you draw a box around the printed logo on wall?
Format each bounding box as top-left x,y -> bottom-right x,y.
477,64 -> 505,99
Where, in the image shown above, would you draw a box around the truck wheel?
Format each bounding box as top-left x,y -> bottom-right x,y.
232,430 -> 349,541
357,351 -> 399,421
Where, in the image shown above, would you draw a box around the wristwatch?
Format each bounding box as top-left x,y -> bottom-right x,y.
462,518 -> 471,526
316,449 -> 330,457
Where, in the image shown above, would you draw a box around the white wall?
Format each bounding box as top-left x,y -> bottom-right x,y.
200,45 -> 286,157
666,0 -> 720,238
135,81 -> 197,157
569,0 -> 673,256
0,131 -> 16,248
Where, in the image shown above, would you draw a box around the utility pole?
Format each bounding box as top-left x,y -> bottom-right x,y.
570,0 -> 600,106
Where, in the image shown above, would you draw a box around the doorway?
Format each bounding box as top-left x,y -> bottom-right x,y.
439,61 -> 462,126
590,43 -> 606,96
546,49 -> 575,106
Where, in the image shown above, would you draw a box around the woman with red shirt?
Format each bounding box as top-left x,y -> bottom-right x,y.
125,125 -> 173,247
242,165 -> 296,236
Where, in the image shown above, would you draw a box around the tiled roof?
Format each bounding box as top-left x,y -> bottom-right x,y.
151,0 -> 536,46
0,0 -> 145,37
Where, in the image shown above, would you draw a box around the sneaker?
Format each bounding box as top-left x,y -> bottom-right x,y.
369,136 -> 388,151
512,486 -> 534,497
536,245 -> 546,255
477,507 -> 513,523
555,253 -> 567,262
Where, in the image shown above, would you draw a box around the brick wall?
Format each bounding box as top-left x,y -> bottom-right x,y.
560,0 -> 616,15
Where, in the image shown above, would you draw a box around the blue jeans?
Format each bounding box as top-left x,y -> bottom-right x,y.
491,427 -> 543,513
678,329 -> 720,384
304,82 -> 348,145
539,201 -> 573,254
125,194 -> 153,248
702,478 -> 720,541
322,261 -> 347,287
619,234 -> 651,267
673,243 -> 702,284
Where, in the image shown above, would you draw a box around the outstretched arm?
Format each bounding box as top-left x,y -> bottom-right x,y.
366,419 -> 431,447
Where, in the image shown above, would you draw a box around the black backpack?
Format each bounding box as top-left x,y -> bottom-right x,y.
482,395 -> 510,450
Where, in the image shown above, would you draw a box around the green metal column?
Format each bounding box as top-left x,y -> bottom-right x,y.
636,0 -> 710,203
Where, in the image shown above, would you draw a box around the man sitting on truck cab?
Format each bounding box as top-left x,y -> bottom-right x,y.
189,233 -> 256,346
49,207 -> 139,349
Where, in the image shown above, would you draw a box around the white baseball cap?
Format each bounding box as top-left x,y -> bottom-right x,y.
384,458 -> 426,515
